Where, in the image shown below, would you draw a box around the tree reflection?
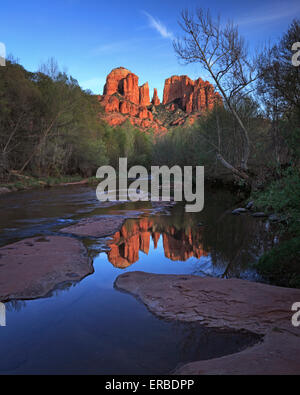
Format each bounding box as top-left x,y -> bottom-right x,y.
105,192 -> 281,279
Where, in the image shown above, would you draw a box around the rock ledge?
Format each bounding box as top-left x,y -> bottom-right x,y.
115,271 -> 300,375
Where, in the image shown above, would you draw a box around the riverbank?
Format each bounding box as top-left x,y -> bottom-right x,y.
0,170 -> 251,196
248,167 -> 300,288
0,174 -> 99,194
115,271 -> 300,375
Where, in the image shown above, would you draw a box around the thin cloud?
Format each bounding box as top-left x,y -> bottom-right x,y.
142,11 -> 173,39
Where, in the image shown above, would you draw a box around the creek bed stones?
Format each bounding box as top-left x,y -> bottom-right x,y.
0,236 -> 92,301
115,271 -> 300,375
232,208 -> 248,215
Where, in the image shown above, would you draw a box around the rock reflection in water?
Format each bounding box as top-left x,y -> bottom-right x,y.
105,201 -> 281,280
107,216 -> 208,268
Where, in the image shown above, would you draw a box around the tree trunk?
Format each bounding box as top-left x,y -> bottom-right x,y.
216,153 -> 249,181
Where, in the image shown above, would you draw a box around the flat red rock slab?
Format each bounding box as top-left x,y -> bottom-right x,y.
0,236 -> 92,301
60,215 -> 134,238
115,271 -> 300,375
59,202 -> 176,238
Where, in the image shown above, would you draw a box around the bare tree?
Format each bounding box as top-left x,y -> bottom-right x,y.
174,9 -> 258,179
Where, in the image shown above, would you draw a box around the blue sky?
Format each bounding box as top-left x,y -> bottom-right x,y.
1,0 -> 299,99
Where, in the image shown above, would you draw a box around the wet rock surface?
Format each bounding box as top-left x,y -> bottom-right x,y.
60,215 -> 136,238
0,236 -> 92,301
60,201 -> 176,238
115,271 -> 300,375
232,208 -> 248,215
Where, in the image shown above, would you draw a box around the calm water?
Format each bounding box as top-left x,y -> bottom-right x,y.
0,185 -> 275,374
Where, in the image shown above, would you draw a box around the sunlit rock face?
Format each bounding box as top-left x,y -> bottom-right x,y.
163,75 -> 222,113
151,88 -> 160,106
103,68 -> 150,106
139,82 -> 150,106
98,67 -> 222,133
99,67 -> 163,132
163,75 -> 194,108
122,72 -> 139,105
106,217 -> 208,268
103,67 -> 131,96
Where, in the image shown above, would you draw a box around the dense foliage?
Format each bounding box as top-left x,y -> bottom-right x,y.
0,59 -> 153,181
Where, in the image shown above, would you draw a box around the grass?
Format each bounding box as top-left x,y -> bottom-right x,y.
251,167 -> 300,218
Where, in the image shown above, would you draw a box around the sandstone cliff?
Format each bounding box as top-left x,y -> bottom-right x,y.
98,67 -> 161,131
151,88 -> 160,106
98,67 -> 222,133
163,75 -> 222,113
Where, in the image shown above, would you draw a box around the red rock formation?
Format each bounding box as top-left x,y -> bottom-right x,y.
163,75 -> 194,107
139,82 -> 150,106
99,67 -> 222,133
151,88 -> 160,106
119,101 -> 139,116
122,72 -> 139,105
103,67 -> 131,96
170,117 -> 185,126
163,75 -> 221,114
99,67 -> 164,132
138,107 -> 153,120
104,95 -> 120,112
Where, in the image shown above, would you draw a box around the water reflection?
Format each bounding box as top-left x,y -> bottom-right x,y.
0,186 -> 273,373
105,201 -> 280,280
107,216 -> 208,268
